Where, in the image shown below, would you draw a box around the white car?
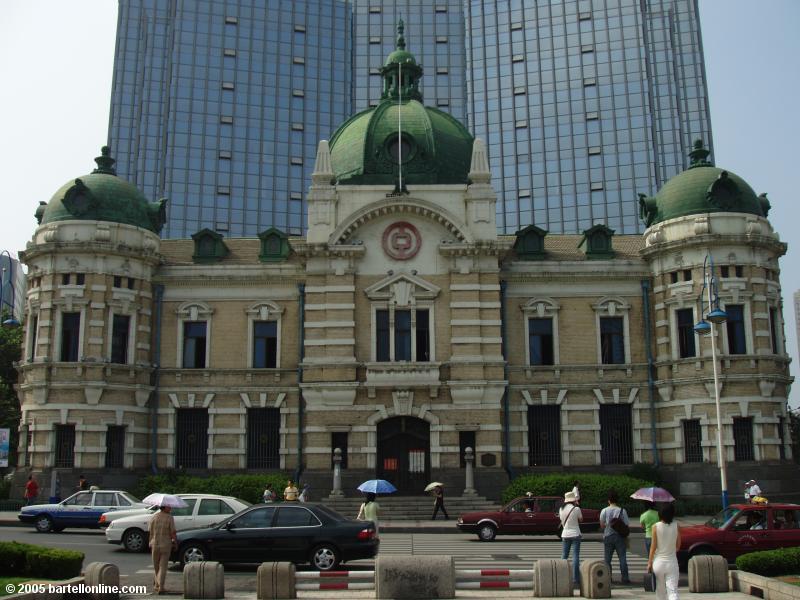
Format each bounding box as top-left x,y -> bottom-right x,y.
104,494 -> 250,552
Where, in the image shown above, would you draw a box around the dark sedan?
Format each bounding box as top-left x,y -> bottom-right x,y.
172,502 -> 378,571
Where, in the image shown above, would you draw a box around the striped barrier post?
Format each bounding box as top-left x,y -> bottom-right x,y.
455,568 -> 535,590
295,570 -> 375,591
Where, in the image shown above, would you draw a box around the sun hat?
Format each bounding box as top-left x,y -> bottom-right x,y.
564,491 -> 578,503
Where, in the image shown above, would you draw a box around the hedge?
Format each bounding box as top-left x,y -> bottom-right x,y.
735,546 -> 800,577
0,542 -> 83,579
133,472 -> 294,505
502,473 -> 654,515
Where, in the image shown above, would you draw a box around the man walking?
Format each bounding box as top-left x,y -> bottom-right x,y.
23,475 -> 39,506
432,485 -> 449,520
599,490 -> 631,584
149,505 -> 177,595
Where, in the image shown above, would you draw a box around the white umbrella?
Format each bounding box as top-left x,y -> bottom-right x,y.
424,482 -> 444,492
142,493 -> 188,508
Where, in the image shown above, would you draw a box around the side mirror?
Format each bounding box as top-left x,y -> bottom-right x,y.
224,521 -> 235,530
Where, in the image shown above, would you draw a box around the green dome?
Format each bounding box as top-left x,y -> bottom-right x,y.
328,20 -> 474,185
639,140 -> 770,227
36,147 -> 167,234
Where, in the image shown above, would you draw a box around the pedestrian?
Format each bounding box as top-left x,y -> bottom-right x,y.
77,474 -> 89,491
646,503 -> 681,600
640,501 -> 660,556
149,504 -> 177,595
24,475 -> 39,506
431,485 -> 449,520
572,480 -> 581,505
357,492 -> 380,537
599,490 -> 631,584
559,490 -> 583,586
284,479 -> 299,501
299,483 -> 311,503
262,483 -> 276,503
744,480 -> 761,503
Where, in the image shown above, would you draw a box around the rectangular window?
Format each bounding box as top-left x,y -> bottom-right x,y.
76,273 -> 85,285
528,318 -> 554,365
54,424 -> 76,468
599,404 -> 633,464
416,309 -> 430,362
183,321 -> 207,368
113,276 -> 122,288
725,305 -> 746,354
720,265 -> 729,278
62,273 -> 70,285
676,308 -> 696,358
377,309 -> 430,362
683,269 -> 692,282
253,321 -> 277,368
394,310 -> 411,361
683,419 -> 703,462
246,408 -> 280,469
29,315 -> 38,361
779,416 -> 786,460
733,416 -> 755,461
459,431 -> 476,468
735,265 -> 744,278
60,312 -> 81,361
600,317 -> 625,364
376,310 -> 390,362
331,432 -> 348,469
105,425 -> 125,468
670,271 -> 678,284
769,307 -> 779,354
175,408 -> 209,469
110,314 -> 130,364
528,405 -> 561,466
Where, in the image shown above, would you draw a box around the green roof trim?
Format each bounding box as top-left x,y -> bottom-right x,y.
513,224 -> 547,260
258,227 -> 290,262
579,224 -> 615,259
192,228 -> 229,263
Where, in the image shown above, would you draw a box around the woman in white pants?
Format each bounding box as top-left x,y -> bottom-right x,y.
647,503 -> 682,600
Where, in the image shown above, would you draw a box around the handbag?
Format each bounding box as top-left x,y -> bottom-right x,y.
643,571 -> 656,592
609,508 -> 630,537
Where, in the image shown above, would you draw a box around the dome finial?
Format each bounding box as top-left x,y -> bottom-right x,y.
92,146 -> 117,175
396,18 -> 406,50
688,139 -> 712,169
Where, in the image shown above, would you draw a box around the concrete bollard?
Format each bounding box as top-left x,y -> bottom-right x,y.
84,562 -> 120,600
184,561 -> 225,599
375,555 -> 454,599
688,554 -> 729,593
533,559 -> 572,597
257,562 -> 296,599
579,560 -> 611,598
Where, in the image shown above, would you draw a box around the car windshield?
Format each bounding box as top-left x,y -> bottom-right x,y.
121,492 -> 141,503
706,507 -> 741,529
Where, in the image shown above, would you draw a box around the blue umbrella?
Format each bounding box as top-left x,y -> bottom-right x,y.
357,479 -> 397,494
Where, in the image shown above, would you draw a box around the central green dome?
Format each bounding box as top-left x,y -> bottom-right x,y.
329,20 -> 474,186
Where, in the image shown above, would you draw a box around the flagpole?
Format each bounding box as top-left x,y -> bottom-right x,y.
398,61 -> 402,192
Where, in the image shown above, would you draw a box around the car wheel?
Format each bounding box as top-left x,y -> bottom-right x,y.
310,544 -> 340,571
123,528 -> 147,553
34,515 -> 54,533
180,543 -> 208,566
478,524 -> 496,542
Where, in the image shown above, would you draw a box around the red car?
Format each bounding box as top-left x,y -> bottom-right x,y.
457,496 -> 601,541
678,503 -> 800,566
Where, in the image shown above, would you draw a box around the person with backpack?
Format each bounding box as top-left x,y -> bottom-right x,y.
599,490 -> 631,584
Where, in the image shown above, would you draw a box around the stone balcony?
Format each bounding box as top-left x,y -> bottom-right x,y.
365,362 -> 441,398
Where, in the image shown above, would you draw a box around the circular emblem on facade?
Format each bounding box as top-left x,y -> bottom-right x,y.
382,221 -> 421,260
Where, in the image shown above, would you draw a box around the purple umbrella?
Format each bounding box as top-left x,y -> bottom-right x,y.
630,487 -> 675,503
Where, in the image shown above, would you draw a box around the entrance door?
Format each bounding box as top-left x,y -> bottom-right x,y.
377,416 -> 430,495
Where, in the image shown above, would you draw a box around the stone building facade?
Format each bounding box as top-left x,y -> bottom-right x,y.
14,41 -> 794,500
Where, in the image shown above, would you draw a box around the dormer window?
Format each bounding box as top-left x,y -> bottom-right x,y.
514,225 -> 547,260
258,227 -> 290,262
579,224 -> 615,259
192,228 -> 229,264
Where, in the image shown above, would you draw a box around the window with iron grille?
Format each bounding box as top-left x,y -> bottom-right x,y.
54,424 -> 76,468
725,305 -> 746,354
683,419 -> 703,462
175,409 -> 209,469
769,307 -> 779,354
600,317 -> 625,364
733,417 -> 755,461
247,408 -> 280,469
459,430 -> 476,468
111,315 -> 130,364
528,318 -> 554,365
183,321 -> 207,368
331,432 -> 348,469
253,321 -> 277,368
599,404 -> 633,464
527,405 -> 561,466
676,308 -> 696,358
105,425 -> 126,468
60,312 -> 81,361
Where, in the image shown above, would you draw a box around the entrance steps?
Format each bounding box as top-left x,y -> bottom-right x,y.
323,495 -> 501,520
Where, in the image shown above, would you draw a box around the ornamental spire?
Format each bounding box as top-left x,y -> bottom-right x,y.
396,18 -> 406,50
92,146 -> 117,175
688,139 -> 712,169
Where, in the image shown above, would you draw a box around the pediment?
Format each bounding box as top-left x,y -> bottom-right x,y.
364,272 -> 441,306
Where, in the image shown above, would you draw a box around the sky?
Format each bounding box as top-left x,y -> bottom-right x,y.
0,0 -> 799,404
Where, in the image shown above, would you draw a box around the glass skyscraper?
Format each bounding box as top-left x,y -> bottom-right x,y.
109,0 -> 712,238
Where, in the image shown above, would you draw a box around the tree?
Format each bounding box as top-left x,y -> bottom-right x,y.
0,314 -> 22,468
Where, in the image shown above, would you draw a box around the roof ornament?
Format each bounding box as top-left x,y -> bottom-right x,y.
396,18 -> 406,50
388,17 -> 409,197
688,138 -> 712,169
92,146 -> 117,175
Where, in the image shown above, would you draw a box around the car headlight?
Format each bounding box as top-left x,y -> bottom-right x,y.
107,521 -> 115,528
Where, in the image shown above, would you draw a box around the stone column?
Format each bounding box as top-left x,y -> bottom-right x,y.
330,447 -> 344,498
463,447 -> 477,496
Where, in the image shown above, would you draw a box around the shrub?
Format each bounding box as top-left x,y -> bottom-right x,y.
133,472 -> 293,504
0,541 -> 83,579
736,546 -> 800,577
502,473 -> 654,515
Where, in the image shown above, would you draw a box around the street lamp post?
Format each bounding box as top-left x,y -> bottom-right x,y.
693,255 -> 729,509
0,250 -> 20,328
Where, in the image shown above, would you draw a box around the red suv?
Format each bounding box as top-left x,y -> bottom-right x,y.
678,503 -> 800,567
457,496 -> 601,541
